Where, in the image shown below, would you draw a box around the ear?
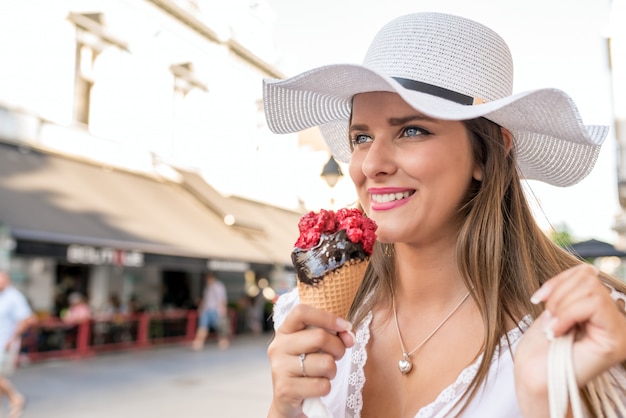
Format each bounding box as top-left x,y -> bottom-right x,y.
472,127 -> 514,182
472,162 -> 483,182
500,127 -> 513,154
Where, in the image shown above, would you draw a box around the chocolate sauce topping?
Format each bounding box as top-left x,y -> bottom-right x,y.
292,229 -> 368,286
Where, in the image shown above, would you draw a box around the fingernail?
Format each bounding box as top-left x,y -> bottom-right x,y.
531,286 -> 548,304
346,330 -> 356,341
337,318 -> 353,331
543,313 -> 557,341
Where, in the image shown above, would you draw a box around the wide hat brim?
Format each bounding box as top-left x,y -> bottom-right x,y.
263,64 -> 607,187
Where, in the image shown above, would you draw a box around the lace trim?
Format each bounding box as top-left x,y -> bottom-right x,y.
346,311 -> 372,418
347,313 -> 532,418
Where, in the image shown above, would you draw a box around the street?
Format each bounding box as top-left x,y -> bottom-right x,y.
9,333 -> 274,418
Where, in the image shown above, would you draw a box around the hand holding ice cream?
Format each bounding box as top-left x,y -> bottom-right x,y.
288,208 -> 377,418
266,208 -> 377,418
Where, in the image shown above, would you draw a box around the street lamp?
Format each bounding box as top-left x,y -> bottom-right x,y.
320,155 -> 343,188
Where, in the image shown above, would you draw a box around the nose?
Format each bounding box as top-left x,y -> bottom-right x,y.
360,138 -> 397,179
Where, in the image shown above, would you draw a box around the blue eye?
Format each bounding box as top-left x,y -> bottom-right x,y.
404,126 -> 430,137
350,133 -> 372,147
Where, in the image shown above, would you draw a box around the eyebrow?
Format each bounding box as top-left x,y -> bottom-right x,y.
390,114 -> 437,125
349,114 -> 438,132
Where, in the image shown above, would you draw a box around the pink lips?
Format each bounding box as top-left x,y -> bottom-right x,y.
368,187 -> 414,211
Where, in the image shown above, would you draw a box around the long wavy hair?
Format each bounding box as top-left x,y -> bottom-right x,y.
347,116 -> 626,413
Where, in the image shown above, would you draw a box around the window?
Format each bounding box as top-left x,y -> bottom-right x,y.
67,12 -> 128,126
170,62 -> 208,97
74,42 -> 96,125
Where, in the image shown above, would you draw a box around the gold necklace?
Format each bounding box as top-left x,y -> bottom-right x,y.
392,290 -> 471,375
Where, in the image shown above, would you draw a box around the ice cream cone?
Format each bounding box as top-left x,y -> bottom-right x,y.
297,258 -> 369,318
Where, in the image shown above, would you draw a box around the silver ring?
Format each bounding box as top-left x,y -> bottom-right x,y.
299,353 -> 307,377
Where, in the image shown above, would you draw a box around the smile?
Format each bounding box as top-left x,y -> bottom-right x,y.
371,191 -> 414,203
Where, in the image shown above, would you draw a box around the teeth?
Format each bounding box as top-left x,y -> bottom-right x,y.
371,191 -> 412,203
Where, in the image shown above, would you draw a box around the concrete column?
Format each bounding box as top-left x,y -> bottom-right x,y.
89,265 -> 111,311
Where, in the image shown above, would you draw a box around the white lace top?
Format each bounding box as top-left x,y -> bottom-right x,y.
273,286 -> 626,418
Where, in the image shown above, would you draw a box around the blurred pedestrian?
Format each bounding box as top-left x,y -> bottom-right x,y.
247,291 -> 265,335
0,271 -> 36,418
125,294 -> 144,315
192,272 -> 230,350
61,292 -> 91,324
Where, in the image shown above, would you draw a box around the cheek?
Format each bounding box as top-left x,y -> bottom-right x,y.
348,157 -> 370,202
348,157 -> 364,184
412,149 -> 474,193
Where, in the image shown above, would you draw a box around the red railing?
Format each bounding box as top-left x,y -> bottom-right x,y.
21,309 -> 237,362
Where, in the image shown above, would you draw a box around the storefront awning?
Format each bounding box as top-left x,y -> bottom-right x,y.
177,170 -> 303,265
0,141 -> 298,265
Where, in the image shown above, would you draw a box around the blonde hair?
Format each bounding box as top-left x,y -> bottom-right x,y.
348,117 -> 626,412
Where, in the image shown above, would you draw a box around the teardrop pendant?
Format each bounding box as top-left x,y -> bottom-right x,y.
398,353 -> 412,375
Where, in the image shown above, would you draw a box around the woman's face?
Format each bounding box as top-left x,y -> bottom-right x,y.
348,92 -> 481,246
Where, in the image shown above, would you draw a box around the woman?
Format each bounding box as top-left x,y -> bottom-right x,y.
263,12 -> 626,417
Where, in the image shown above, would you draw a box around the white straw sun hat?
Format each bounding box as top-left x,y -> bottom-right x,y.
263,12 -> 608,187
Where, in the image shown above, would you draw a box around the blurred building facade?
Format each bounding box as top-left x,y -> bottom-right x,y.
0,0 -> 307,319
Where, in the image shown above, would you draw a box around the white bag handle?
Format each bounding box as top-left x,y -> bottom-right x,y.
548,333 -> 626,418
548,333 -> 585,418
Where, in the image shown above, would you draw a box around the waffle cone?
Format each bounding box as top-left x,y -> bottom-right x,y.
297,258 -> 369,318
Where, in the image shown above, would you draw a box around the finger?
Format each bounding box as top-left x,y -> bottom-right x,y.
295,352 -> 338,380
547,273 -> 603,318
295,327 -> 350,360
278,303 -> 353,335
531,264 -> 599,306
547,295 -> 602,338
337,329 -> 355,348
522,312 -> 554,361
269,326 -> 348,362
271,352 -> 334,397
546,289 -> 619,339
273,374 -> 332,402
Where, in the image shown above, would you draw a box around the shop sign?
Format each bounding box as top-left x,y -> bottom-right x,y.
67,245 -> 144,267
207,259 -> 250,272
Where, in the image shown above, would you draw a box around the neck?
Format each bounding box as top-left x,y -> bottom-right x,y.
392,242 -> 468,309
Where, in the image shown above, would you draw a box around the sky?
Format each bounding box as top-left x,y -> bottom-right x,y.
263,0 -> 621,244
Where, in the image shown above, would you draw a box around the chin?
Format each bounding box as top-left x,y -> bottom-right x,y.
373,231 -> 396,245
